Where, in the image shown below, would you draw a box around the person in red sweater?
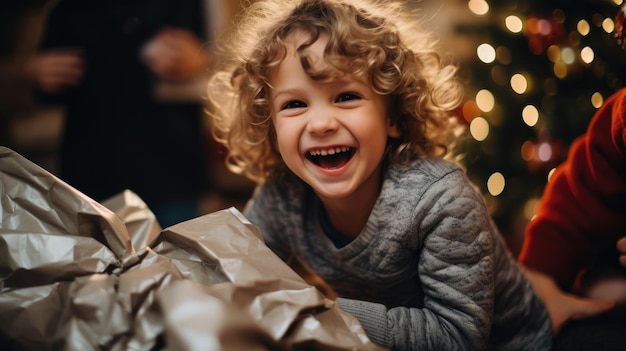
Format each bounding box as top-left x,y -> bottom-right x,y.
519,87 -> 626,349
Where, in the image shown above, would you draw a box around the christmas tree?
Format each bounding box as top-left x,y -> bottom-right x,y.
452,0 -> 626,246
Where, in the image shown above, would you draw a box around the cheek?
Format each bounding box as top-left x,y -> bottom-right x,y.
357,120 -> 393,156
356,115 -> 391,141
273,121 -> 298,155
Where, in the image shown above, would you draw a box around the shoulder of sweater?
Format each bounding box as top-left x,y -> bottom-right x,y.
378,158 -> 480,209
386,157 -> 466,189
405,157 -> 461,172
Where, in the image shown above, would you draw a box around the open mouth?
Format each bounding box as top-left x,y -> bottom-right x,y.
306,146 -> 355,169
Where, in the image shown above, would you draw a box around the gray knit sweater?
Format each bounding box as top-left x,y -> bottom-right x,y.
244,157 -> 552,350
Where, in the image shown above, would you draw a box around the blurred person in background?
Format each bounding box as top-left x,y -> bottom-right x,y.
519,86 -> 626,350
24,0 -> 235,227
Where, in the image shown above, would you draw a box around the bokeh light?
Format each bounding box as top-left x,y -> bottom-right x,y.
577,19 -> 590,36
602,17 -> 615,33
487,172 -> 505,196
591,92 -> 604,108
561,47 -> 575,64
553,62 -> 567,78
521,141 -> 535,161
537,142 -> 552,161
510,74 -> 528,94
546,45 -> 560,62
468,0 -> 489,15
470,117 -> 490,141
580,46 -> 594,64
522,105 -> 539,127
476,89 -> 495,112
505,15 -> 523,33
477,43 -> 496,63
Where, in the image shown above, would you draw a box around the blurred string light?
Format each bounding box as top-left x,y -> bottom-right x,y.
487,172 -> 505,196
470,117 -> 490,141
591,92 -> 604,108
522,105 -> 539,127
560,47 -> 575,64
580,46 -> 594,64
505,15 -> 524,33
553,61 -> 567,78
476,89 -> 495,112
468,0 -> 489,15
603,17 -> 616,33
546,45 -> 560,62
520,141 -> 535,162
537,142 -> 552,161
510,74 -> 528,94
477,43 -> 496,63
462,100 -> 481,122
577,19 -> 591,35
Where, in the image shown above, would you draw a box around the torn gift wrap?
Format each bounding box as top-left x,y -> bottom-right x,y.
0,147 -> 384,351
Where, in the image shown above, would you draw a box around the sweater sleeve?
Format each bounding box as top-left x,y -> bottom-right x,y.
341,171 -> 495,350
519,88 -> 626,289
335,298 -> 390,346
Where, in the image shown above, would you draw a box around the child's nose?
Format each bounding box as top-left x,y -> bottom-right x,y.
307,107 -> 339,135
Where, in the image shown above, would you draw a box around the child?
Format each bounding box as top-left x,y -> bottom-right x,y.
207,0 -> 552,349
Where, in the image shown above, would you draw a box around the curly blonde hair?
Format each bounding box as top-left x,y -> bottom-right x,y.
207,0 -> 464,183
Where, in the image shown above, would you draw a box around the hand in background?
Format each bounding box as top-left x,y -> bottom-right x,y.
575,237 -> 626,304
26,49 -> 84,93
522,268 -> 615,335
617,237 -> 626,268
141,28 -> 209,81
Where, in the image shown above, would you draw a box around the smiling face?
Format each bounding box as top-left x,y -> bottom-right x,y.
269,31 -> 400,204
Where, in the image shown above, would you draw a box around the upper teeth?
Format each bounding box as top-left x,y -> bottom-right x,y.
309,146 -> 350,156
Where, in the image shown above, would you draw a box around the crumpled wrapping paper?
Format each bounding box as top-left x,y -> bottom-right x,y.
0,147 -> 384,351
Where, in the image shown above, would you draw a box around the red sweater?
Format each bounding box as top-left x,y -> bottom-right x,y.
519,88 -> 626,290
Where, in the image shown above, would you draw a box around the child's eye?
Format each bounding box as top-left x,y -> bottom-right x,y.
336,93 -> 361,103
282,100 -> 307,110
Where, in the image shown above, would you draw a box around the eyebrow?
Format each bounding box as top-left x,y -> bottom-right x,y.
271,78 -> 368,100
271,88 -> 302,104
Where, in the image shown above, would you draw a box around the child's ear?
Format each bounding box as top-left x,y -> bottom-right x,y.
387,120 -> 401,138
